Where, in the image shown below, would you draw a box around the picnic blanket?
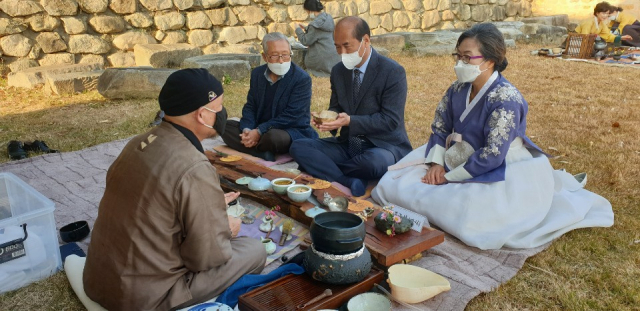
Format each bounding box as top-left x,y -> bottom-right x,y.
561,51 -> 640,69
0,137 -> 550,310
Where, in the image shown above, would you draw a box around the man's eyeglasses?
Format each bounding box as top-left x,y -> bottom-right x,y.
266,53 -> 293,62
452,53 -> 484,64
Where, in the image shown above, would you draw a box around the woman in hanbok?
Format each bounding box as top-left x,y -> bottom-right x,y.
575,2 -> 632,43
372,23 -> 614,250
608,5 -> 640,47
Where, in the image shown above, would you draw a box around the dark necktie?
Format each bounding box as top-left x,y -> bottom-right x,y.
349,69 -> 363,157
352,68 -> 362,107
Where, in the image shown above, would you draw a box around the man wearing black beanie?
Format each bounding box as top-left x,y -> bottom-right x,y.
83,68 -> 266,311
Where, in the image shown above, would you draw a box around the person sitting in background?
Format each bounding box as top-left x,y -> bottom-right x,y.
83,69 -> 266,310
222,32 -> 317,161
372,23 -> 614,250
575,2 -> 632,43
607,5 -> 640,46
290,17 -> 412,197
295,0 -> 341,77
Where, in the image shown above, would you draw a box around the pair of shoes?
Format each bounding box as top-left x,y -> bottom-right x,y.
7,141 -> 27,160
23,140 -> 59,154
149,110 -> 165,127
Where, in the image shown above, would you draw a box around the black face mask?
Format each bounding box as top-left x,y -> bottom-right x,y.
213,106 -> 227,136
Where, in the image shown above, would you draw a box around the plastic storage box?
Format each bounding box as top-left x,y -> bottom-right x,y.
0,172 -> 62,294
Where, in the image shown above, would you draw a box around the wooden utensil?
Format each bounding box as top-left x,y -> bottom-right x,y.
296,289 -> 332,309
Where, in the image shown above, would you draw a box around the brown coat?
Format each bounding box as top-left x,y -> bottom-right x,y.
83,122 -> 241,310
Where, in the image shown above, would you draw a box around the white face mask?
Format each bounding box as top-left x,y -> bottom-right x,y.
267,61 -> 291,76
453,60 -> 488,83
309,13 -> 315,18
341,40 -> 365,70
609,13 -> 617,21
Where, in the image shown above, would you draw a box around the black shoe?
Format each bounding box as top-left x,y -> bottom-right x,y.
149,110 -> 165,127
23,140 -> 59,154
7,141 -> 27,160
256,151 -> 276,162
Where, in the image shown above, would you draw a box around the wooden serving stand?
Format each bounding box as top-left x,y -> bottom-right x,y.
207,152 -> 444,267
238,267 -> 384,311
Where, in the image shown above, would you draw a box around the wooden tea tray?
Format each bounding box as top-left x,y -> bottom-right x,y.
207,152 -> 445,267
237,267 -> 384,311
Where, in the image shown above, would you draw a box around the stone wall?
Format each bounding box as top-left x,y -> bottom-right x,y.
0,0 -> 542,73
533,0 -> 639,22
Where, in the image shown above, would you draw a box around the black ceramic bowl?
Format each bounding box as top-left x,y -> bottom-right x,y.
310,212 -> 365,255
60,221 -> 90,243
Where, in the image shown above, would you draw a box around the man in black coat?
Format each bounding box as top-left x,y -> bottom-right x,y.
290,17 -> 412,196
222,32 -> 317,161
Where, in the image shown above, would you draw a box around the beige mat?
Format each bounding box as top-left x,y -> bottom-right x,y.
0,137 -> 549,310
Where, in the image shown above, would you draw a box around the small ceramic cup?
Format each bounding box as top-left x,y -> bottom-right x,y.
271,178 -> 295,195
286,185 -> 312,203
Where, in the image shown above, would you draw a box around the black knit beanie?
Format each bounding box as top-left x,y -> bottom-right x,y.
158,68 -> 224,116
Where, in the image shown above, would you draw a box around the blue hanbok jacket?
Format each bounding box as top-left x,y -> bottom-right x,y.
424,72 -> 544,183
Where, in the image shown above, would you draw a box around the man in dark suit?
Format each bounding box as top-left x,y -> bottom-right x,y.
290,17 -> 412,196
222,32 -> 317,161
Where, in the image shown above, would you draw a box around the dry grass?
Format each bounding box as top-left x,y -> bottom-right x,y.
0,44 -> 639,310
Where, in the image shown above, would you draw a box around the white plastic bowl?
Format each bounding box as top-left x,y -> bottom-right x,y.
388,264 -> 451,304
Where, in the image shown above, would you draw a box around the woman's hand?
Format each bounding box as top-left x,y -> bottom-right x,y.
621,35 -> 632,41
422,164 -> 447,185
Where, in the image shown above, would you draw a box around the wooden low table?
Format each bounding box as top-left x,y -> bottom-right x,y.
238,267 -> 385,311
207,152 -> 444,267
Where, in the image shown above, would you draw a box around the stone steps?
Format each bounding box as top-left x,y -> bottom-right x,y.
134,43 -> 202,68
182,58 -> 251,81
8,63 -> 104,89
44,70 -> 104,95
371,16 -> 569,56
97,67 -> 177,99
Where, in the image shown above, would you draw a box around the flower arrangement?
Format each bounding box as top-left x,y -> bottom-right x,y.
373,205 -> 413,237
380,206 -> 402,236
264,205 -> 280,220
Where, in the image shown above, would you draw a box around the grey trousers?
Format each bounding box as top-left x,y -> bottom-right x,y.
172,237 -> 266,310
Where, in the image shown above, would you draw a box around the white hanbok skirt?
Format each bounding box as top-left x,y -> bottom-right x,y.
372,139 -> 614,250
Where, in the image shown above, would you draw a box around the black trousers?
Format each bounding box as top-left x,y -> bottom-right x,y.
221,120 -> 292,156
622,21 -> 640,47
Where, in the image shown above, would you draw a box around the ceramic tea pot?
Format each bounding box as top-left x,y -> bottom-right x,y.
594,37 -> 607,52
248,175 -> 271,191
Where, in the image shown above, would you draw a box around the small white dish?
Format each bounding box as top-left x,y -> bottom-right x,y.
227,204 -> 245,218
285,168 -> 301,175
235,176 -> 254,185
185,301 -> 233,311
347,292 -> 391,311
305,206 -> 327,218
